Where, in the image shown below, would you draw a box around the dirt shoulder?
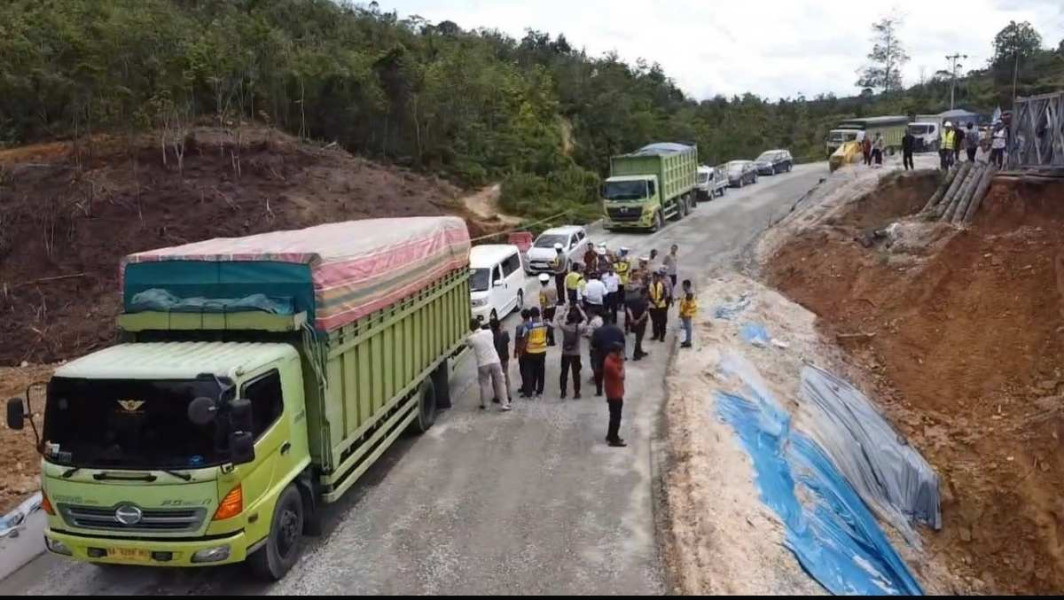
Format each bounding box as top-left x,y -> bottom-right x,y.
763,168 -> 1064,593
0,365 -> 54,514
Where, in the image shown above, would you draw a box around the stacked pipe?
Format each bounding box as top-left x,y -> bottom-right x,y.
921,163 -> 996,224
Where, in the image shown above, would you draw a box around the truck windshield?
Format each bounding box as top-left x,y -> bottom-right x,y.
696,172 -> 709,184
43,377 -> 230,470
828,131 -> 858,143
602,180 -> 648,201
470,268 -> 491,292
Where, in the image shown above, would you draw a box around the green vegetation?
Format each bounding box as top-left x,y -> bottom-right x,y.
0,1 -> 1062,223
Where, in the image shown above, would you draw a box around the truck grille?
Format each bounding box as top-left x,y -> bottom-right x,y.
607,207 -> 643,222
59,504 -> 207,533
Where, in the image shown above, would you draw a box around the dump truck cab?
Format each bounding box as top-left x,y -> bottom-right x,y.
601,174 -> 661,229
601,142 -> 698,232
27,340 -> 311,569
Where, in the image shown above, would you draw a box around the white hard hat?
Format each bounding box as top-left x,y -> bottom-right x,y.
619,247 -> 629,254
596,247 -> 606,255
944,121 -> 952,128
553,243 -> 563,250
538,273 -> 550,283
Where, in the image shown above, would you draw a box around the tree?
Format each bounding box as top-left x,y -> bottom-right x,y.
991,21 -> 1042,68
856,16 -> 910,94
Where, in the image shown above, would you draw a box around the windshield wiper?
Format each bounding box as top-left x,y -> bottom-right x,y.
92,472 -> 157,482
160,470 -> 193,482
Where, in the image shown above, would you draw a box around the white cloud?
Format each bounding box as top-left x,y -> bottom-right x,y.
380,0 -> 1064,100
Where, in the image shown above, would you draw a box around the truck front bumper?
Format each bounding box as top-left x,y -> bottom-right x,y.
45,527 -> 256,567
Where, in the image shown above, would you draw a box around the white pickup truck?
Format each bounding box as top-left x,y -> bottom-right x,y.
696,165 -> 728,202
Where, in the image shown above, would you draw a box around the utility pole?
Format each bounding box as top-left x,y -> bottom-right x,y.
945,53 -> 967,110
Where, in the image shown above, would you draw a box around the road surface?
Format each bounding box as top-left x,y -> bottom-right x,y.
0,163 -> 827,595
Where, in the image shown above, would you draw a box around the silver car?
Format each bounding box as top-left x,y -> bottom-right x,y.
725,160 -> 758,187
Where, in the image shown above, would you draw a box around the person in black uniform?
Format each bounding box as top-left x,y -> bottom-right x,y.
625,287 -> 650,361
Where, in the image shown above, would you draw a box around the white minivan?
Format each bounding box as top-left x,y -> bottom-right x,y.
470,244 -> 527,323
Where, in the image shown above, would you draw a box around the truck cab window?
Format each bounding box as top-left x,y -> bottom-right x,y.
242,370 -> 284,439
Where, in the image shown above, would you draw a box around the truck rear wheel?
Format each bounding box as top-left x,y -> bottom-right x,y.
249,484 -> 304,581
411,379 -> 437,434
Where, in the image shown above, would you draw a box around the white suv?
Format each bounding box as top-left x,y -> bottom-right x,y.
525,226 -> 590,275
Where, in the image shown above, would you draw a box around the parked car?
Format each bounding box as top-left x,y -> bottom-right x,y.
725,160 -> 758,187
696,165 -> 728,201
470,244 -> 527,323
753,149 -> 794,175
525,225 -> 590,275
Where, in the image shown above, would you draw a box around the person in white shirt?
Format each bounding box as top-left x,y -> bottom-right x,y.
465,319 -> 511,411
582,271 -> 607,316
601,265 -> 621,324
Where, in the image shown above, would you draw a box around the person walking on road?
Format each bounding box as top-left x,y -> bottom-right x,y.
647,248 -> 659,274
602,264 -> 621,325
872,133 -> 884,167
591,320 -> 625,397
626,287 -> 651,361
565,263 -> 586,306
551,243 -> 567,305
663,244 -> 679,289
538,273 -> 558,346
678,280 -> 698,349
489,317 -> 512,404
523,307 -> 549,397
514,309 -> 531,397
466,320 -> 511,411
603,342 -> 627,447
902,128 -> 915,171
990,122 -> 1007,168
555,305 -> 589,399
965,122 -> 979,163
648,270 -> 669,342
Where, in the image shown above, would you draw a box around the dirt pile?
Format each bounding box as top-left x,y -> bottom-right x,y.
0,365 -> 54,513
0,127 -> 500,366
765,175 -> 1064,594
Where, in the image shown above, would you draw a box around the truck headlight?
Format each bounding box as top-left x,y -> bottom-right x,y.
45,536 -> 72,556
471,298 -> 488,308
191,545 -> 230,563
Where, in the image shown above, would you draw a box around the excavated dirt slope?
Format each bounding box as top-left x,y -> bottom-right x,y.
766,174 -> 1064,594
0,127 -> 501,366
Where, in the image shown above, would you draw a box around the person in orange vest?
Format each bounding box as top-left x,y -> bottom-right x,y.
522,307 -> 549,397
647,269 -> 669,342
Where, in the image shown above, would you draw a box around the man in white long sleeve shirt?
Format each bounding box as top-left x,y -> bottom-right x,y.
601,266 -> 621,324
465,320 -> 511,411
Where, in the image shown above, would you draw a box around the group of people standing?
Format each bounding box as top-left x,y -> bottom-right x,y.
465,240 -> 699,448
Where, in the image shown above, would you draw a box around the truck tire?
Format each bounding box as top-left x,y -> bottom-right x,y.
432,360 -> 451,410
652,211 -> 665,232
249,484 -> 304,581
411,379 -> 437,434
688,193 -> 697,210
674,198 -> 686,220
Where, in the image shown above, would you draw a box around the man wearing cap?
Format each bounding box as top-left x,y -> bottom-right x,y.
614,247 -> 631,299
551,243 -> 568,305
648,269 -> 669,342
538,273 -> 559,346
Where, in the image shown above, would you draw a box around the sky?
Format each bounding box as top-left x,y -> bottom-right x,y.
379,0 -> 1064,101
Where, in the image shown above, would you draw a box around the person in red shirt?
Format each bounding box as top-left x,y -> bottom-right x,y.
603,341 -> 627,447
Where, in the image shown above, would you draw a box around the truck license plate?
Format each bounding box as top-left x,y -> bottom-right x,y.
110,548 -> 151,562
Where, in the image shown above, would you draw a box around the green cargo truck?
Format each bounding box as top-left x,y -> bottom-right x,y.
601,142 -> 698,232
825,116 -> 909,157
6,217 -> 471,580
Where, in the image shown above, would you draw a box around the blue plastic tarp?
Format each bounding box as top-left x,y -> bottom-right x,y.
713,294 -> 751,320
740,322 -> 771,347
717,389 -> 924,596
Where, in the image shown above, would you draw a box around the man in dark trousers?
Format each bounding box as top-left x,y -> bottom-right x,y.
603,341 -> 627,447
489,316 -> 512,404
590,320 -> 625,397
902,128 -> 915,171
551,244 -> 567,305
647,269 -> 669,342
625,287 -> 651,361
954,125 -> 965,164
523,307 -> 549,397
514,309 -> 531,397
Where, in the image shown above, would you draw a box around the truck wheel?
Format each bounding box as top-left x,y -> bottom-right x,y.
688,194 -> 697,210
411,379 -> 437,434
652,211 -> 665,232
431,360 -> 451,410
249,484 -> 304,581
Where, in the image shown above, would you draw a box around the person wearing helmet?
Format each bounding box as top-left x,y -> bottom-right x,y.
551,243 -> 567,305
614,247 -> 632,320
940,121 -> 956,170
538,273 -> 559,346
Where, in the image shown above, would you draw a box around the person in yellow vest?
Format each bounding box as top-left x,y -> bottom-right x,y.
523,307 -> 549,397
551,243 -> 568,305
678,279 -> 698,349
647,269 -> 669,342
564,263 -> 586,306
940,121 -> 956,171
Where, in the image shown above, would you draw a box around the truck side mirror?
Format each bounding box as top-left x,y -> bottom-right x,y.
7,398 -> 25,430
229,431 -> 255,465
229,398 -> 253,434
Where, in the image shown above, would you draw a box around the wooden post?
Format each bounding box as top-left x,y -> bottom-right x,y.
935,163 -> 972,218
944,164 -> 985,222
952,164 -> 989,223
962,166 -> 998,224
922,168 -> 958,213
